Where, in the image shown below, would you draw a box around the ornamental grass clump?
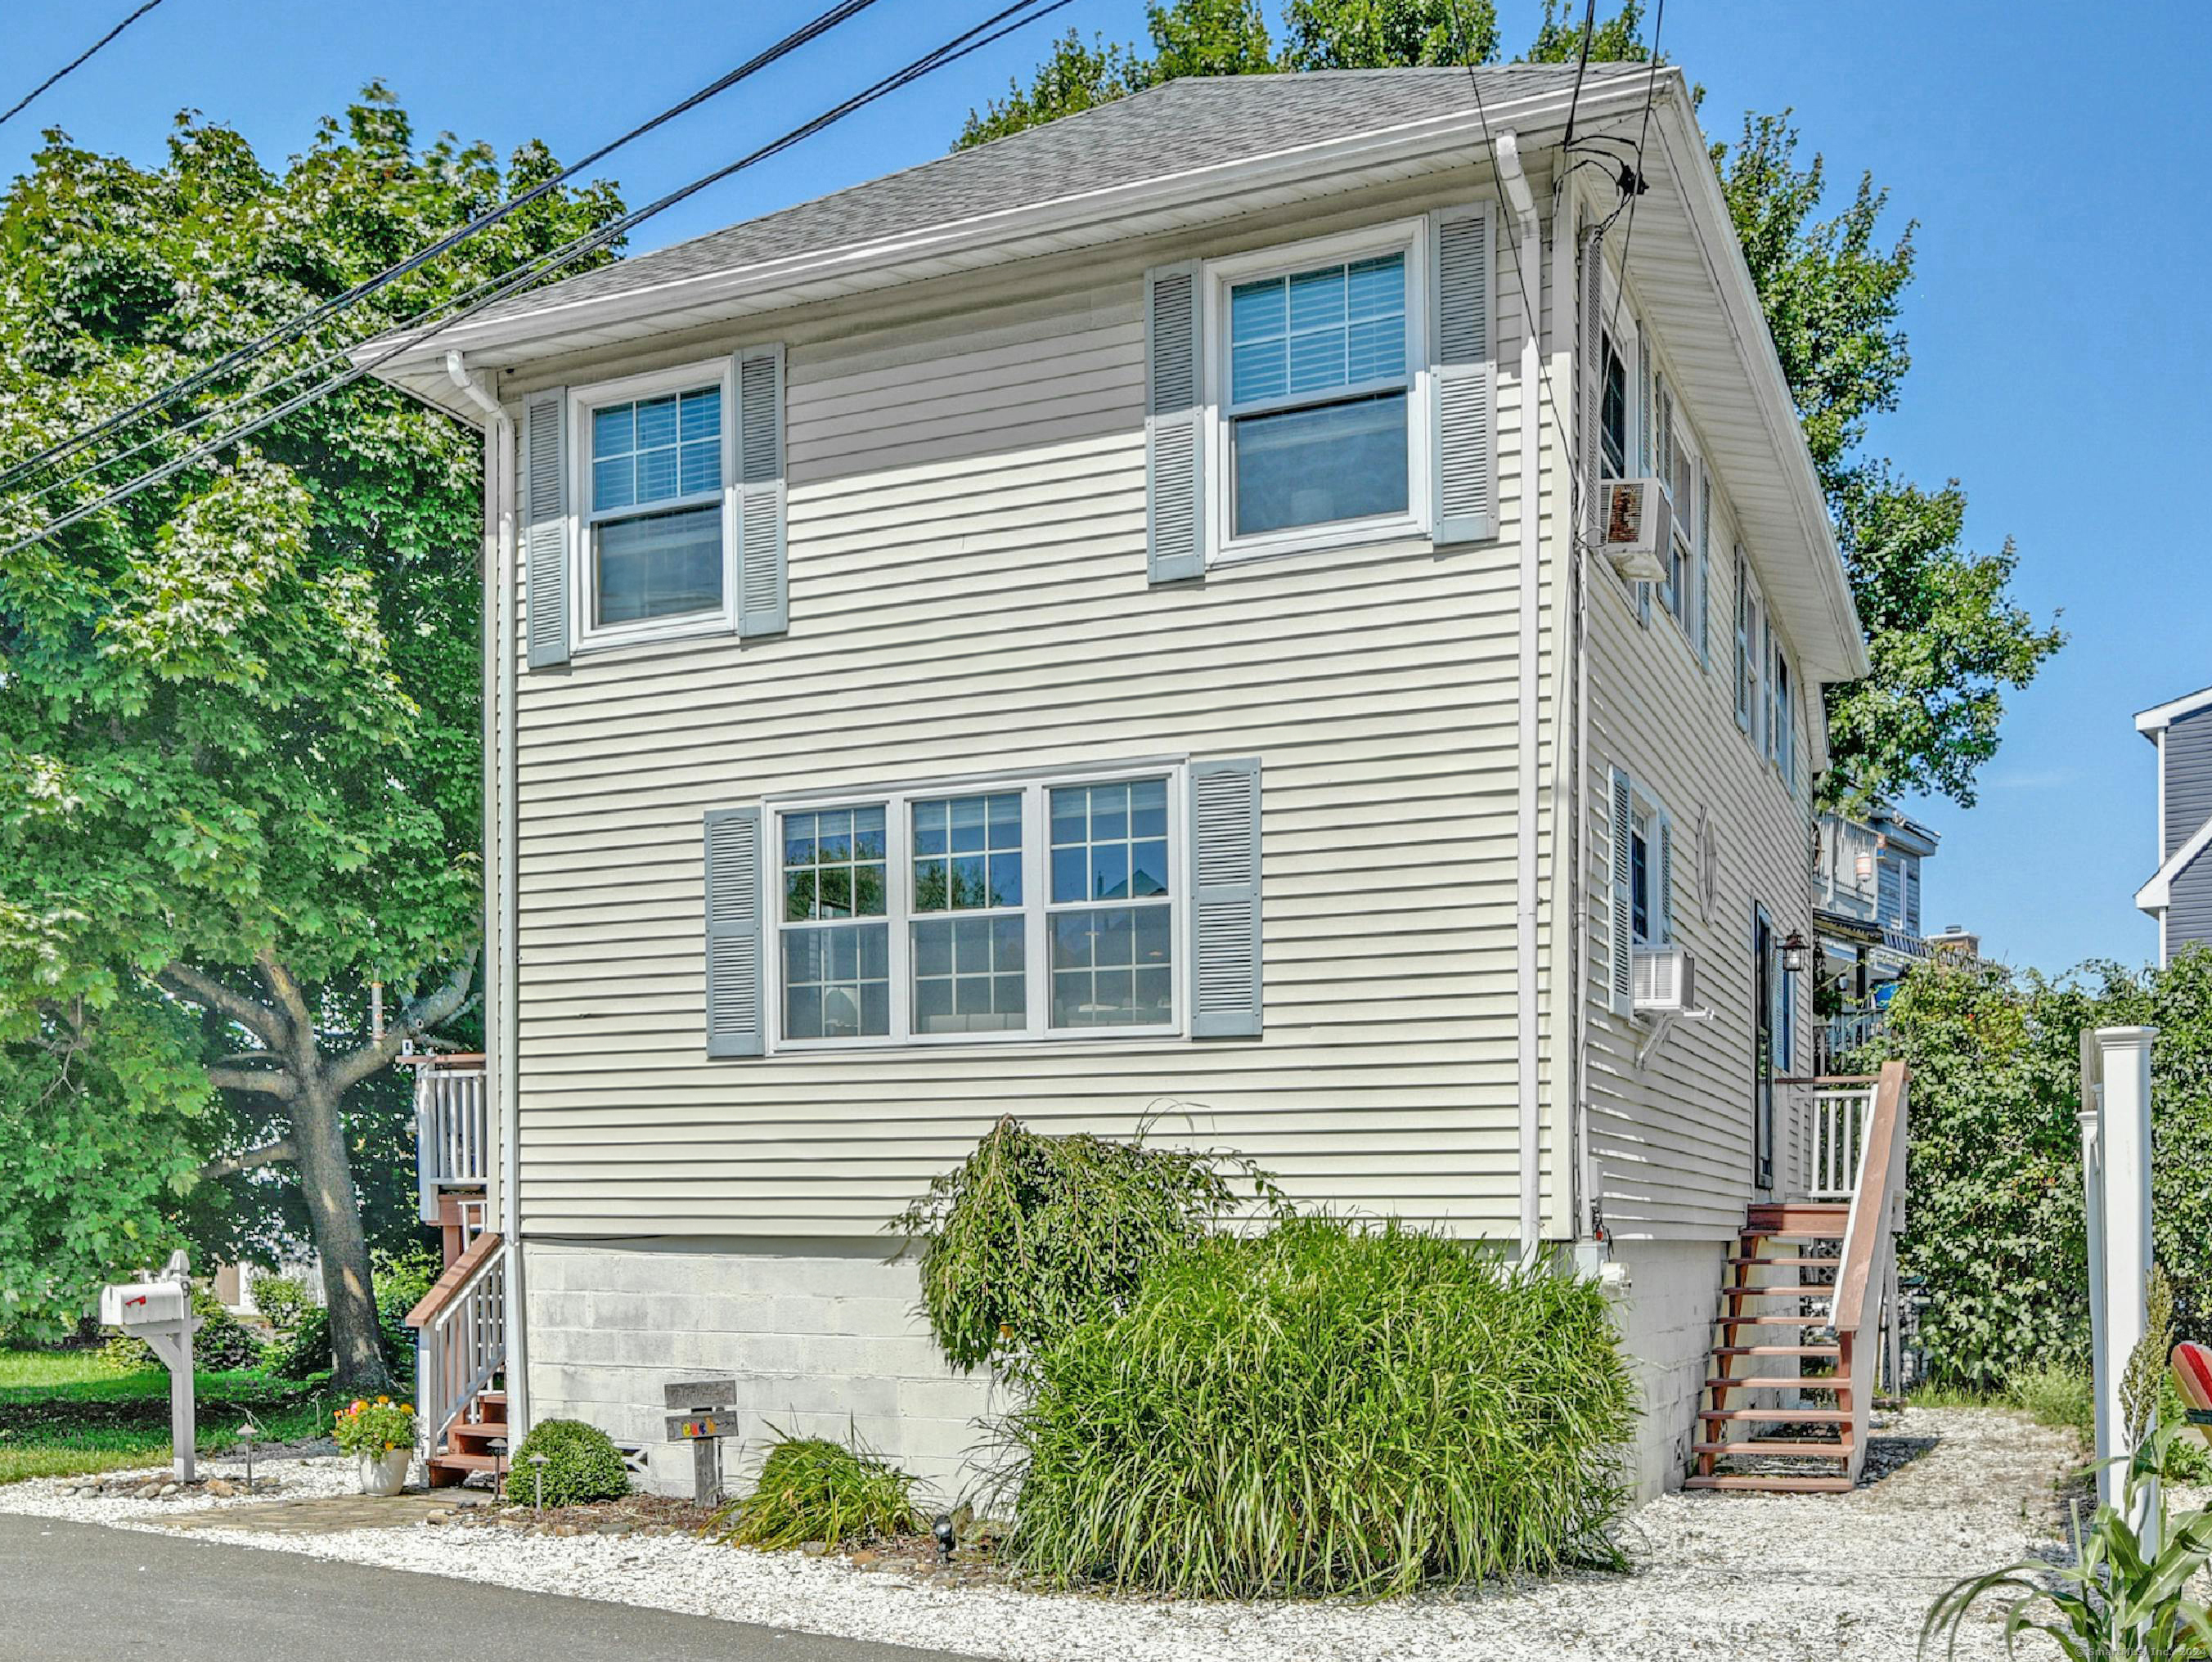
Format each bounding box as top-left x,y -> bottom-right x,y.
996,1217 -> 1636,1600
712,1429 -> 920,1550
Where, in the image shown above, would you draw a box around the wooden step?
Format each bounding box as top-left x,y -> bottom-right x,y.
1699,1408 -> 1850,1423
1713,1315 -> 1836,1327
1723,1285 -> 1836,1299
1725,1256 -> 1837,1269
1693,1440 -> 1849,1459
1703,1377 -> 1843,1391
1714,1345 -> 1841,1359
447,1422 -> 510,1453
424,1449 -> 501,1473
1686,1476 -> 1856,1494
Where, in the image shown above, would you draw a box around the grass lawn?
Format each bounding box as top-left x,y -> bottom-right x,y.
0,1347 -> 330,1485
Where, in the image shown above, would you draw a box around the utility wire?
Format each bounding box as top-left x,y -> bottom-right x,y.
2,0 -> 1072,559
1601,0 -> 1666,353
0,0 -> 884,493
0,0 -> 169,129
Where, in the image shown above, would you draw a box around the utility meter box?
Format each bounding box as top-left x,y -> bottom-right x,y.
100,1278 -> 190,1328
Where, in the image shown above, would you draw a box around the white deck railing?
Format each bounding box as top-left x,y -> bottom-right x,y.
411,1234 -> 507,1453
1802,1080 -> 1879,1200
412,1058 -> 488,1223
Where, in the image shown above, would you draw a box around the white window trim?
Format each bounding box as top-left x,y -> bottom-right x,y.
1742,566 -> 1768,756
762,761 -> 1188,1054
1201,217 -> 1434,565
566,357 -> 740,654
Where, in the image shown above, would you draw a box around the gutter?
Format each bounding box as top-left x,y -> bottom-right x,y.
449,351 -> 528,1433
1496,133 -> 1544,1266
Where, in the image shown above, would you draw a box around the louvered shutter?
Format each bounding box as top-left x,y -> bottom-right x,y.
1657,807 -> 1675,944
1188,757 -> 1261,1036
1145,263 -> 1205,583
1430,202 -> 1495,545
1609,767 -> 1634,1015
1576,229 -> 1603,553
704,806 -> 765,1057
1635,336 -> 1654,624
735,347 -> 788,636
524,389 -> 570,669
1697,464 -> 1712,669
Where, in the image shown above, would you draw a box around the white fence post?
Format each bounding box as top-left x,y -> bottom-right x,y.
2084,1026 -> 2156,1515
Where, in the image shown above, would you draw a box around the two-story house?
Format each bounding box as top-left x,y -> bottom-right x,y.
1813,803 -> 1940,1063
2137,684 -> 2212,964
371,63 -> 1893,1505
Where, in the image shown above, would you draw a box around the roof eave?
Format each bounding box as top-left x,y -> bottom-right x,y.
2136,684 -> 2212,737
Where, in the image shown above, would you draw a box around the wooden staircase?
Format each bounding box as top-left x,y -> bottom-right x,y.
1684,1061 -> 1913,1497
1687,1202 -> 1855,1493
425,1387 -> 506,1489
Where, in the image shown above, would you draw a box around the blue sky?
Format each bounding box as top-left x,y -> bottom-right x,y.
7,0 -> 2205,977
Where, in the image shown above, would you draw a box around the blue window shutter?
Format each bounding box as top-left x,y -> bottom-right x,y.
1145,263 -> 1206,583
735,347 -> 788,636
1430,202 -> 1495,545
1189,758 -> 1261,1036
1697,465 -> 1713,670
704,806 -> 765,1057
1657,807 -> 1675,945
1610,767 -> 1634,1016
524,389 -> 569,669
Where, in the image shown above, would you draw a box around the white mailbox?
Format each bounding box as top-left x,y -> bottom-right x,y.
99,1278 -> 191,1328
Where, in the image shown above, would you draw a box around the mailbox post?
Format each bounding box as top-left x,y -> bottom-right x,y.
663,1377 -> 740,1505
100,1249 -> 200,1482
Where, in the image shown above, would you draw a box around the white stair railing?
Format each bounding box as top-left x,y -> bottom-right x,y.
412,1061 -> 489,1222
411,1235 -> 507,1453
1805,1082 -> 1877,1200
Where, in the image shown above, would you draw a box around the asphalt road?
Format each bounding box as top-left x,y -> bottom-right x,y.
0,1512 -> 971,1662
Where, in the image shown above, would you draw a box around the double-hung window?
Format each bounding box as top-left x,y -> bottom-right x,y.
1216,227 -> 1423,551
572,361 -> 735,648
1630,804 -> 1654,946
1657,383 -> 1695,627
1737,561 -> 1765,748
772,771 -> 1179,1047
1772,640 -> 1795,789
1598,329 -> 1630,479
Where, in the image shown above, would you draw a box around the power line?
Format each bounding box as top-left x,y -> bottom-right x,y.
1602,0 -> 1666,353
2,0 -> 1072,559
0,0 -> 169,129
0,0 -> 885,494
1559,0 -> 1597,146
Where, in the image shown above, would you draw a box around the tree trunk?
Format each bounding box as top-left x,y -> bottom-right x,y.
289,1078 -> 390,1393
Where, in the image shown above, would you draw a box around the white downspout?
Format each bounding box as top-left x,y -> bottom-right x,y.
1556,184 -> 1594,1245
1498,133 -> 1544,1266
447,350 -> 526,1432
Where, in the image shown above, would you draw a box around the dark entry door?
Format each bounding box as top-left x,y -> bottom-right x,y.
1753,906 -> 1776,1190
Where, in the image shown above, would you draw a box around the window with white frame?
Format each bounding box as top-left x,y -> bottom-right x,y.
1772,638 -> 1795,788
773,772 -> 1178,1046
1214,225 -> 1423,550
573,362 -> 735,647
1737,557 -> 1765,748
1630,802 -> 1655,946
1657,380 -> 1695,627
1598,328 -> 1630,479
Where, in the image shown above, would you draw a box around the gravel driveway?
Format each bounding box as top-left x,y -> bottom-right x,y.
0,1405 -> 2079,1661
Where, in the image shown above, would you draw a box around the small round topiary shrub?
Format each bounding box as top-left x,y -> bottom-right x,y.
997,1216 -> 1637,1599
503,1417 -> 630,1507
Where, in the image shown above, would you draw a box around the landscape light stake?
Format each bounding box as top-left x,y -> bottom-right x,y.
237,1421 -> 258,1491
933,1513 -> 955,1564
530,1451 -> 548,1512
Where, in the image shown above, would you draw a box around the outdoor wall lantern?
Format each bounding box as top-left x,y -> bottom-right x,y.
1781,932 -> 1810,974
1855,851 -> 1874,881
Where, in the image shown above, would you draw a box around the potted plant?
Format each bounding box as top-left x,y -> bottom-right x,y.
333,1396 -> 417,1496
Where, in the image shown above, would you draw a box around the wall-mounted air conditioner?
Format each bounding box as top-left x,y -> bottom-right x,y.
1599,478 -> 1673,581
1633,944 -> 1697,1015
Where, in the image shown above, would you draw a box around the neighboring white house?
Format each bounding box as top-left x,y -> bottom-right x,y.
366,64 -> 1874,1503
2136,683 -> 2212,964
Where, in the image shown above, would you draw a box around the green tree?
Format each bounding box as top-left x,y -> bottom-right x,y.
0,90 -> 622,1385
955,5 -> 2061,811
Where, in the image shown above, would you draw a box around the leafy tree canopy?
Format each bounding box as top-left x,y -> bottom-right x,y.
0,89 -> 619,1375
956,2 -> 2061,811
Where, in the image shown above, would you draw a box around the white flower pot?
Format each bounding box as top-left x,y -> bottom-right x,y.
356,1448 -> 412,1496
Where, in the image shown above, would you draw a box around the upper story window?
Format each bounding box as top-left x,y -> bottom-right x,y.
1598,330 -> 1630,478
1657,382 -> 1695,625
1736,555 -> 1765,746
1226,252 -> 1410,539
1630,802 -> 1654,946
569,359 -> 740,650
772,771 -> 1180,1048
1772,643 -> 1795,789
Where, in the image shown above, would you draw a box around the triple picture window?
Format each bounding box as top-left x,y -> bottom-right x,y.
772,774 -> 1179,1046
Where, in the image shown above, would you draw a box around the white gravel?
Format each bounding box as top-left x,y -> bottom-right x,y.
0,1407 -> 2077,1660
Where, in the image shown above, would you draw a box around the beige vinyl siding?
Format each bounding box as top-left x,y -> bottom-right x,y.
501,174 -> 1560,1241
1579,451 -> 1816,1241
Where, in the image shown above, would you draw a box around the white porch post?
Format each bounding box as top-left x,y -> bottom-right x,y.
2084,1025 -> 2156,1513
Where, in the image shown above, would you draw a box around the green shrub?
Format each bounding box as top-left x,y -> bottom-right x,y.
98,1291 -> 259,1375
502,1417 -> 629,1507
250,1271 -> 311,1331
998,1217 -> 1636,1599
711,1430 -> 919,1550
888,1116 -> 1283,1378
264,1248 -> 438,1381
2009,1363 -> 2094,1435
1872,947 -> 2212,1388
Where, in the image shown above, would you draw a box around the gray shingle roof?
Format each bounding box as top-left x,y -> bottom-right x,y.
473,65 -> 1647,327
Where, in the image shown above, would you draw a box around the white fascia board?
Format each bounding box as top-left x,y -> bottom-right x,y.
359,74 -> 1658,414
2136,684 -> 2212,737
2138,813 -> 2212,911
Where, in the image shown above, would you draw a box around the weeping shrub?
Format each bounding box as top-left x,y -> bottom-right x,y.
711,1429 -> 919,1550
996,1217 -> 1635,1599
887,1115 -> 1283,1378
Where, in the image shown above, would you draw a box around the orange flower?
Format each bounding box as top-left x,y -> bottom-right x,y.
349,1399 -> 366,1413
